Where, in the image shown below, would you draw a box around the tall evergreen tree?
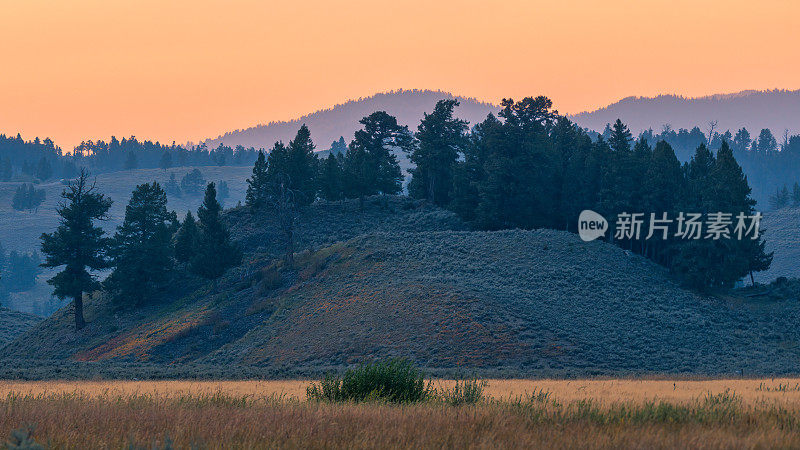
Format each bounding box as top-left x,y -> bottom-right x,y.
173,211 -> 199,266
40,169 -> 112,330
409,99 -> 468,205
107,182 -> 177,304
283,124 -> 319,205
124,151 -> 138,170
190,183 -> 241,280
608,119 -> 633,153
344,111 -> 412,203
159,151 -> 172,171
245,150 -> 269,208
35,156 -> 52,180
318,153 -> 343,201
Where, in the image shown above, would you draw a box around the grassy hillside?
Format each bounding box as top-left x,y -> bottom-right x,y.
754,207 -> 800,283
0,166 -> 252,314
4,198 -> 800,375
0,307 -> 40,347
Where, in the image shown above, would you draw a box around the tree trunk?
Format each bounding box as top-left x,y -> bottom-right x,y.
74,294 -> 85,330
750,271 -> 755,286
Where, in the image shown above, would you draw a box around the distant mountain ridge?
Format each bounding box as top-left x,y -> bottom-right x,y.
571,89 -> 800,135
202,90 -> 497,151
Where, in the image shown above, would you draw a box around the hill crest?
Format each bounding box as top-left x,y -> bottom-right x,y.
201,89 -> 497,151
571,89 -> 800,135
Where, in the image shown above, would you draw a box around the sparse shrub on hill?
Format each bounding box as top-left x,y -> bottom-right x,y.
306,358 -> 430,403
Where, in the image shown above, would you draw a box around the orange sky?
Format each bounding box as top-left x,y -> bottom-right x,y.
1,0 -> 799,150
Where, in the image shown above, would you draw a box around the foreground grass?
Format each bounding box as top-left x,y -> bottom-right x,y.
3,379 -> 800,448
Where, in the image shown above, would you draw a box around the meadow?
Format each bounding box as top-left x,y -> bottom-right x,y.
3,378 -> 800,448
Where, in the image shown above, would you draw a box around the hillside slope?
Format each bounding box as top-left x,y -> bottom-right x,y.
571,89 -> 800,135
0,308 -> 41,347
4,213 -> 800,375
754,207 -> 800,284
202,90 -> 496,150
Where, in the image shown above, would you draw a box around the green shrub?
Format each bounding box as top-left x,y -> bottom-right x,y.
307,358 -> 429,403
5,425 -> 44,450
437,378 -> 487,405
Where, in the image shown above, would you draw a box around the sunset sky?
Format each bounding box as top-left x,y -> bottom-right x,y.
1,0 -> 799,150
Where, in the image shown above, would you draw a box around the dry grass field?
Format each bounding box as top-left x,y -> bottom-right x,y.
3,378 -> 800,448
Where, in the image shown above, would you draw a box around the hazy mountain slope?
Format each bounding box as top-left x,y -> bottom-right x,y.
5,200 -> 800,375
754,207 -> 800,284
202,90 -> 497,150
571,89 -> 800,135
0,307 -> 40,347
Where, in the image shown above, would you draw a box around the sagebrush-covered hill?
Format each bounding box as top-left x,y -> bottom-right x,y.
0,307 -> 40,347
754,207 -> 800,284
4,198 -> 799,376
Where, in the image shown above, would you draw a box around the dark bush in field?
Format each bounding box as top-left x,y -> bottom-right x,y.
307,359 -> 429,403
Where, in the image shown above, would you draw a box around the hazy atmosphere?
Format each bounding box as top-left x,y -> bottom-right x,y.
3,1 -> 800,448
2,0 -> 799,149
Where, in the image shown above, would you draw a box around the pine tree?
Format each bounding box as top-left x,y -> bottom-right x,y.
284,125 -> 318,205
190,183 -> 241,280
173,211 -> 199,266
792,182 -> 800,207
344,111 -> 412,204
329,136 -> 347,155
642,141 -> 683,262
245,151 -> 269,208
608,119 -> 633,153
770,185 -> 790,209
159,151 -> 172,171
409,99 -> 468,205
318,153 -> 343,201
35,157 -> 52,181
40,169 -> 112,330
124,151 -> 138,170
107,182 -> 177,305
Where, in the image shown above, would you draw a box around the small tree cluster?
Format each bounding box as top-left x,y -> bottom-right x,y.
11,183 -> 45,212
180,169 -> 206,195
769,182 -> 800,210
0,245 -> 41,293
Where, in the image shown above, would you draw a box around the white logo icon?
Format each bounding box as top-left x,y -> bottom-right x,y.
578,210 -> 608,242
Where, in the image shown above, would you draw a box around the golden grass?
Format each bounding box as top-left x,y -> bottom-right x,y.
2,378 -> 800,448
